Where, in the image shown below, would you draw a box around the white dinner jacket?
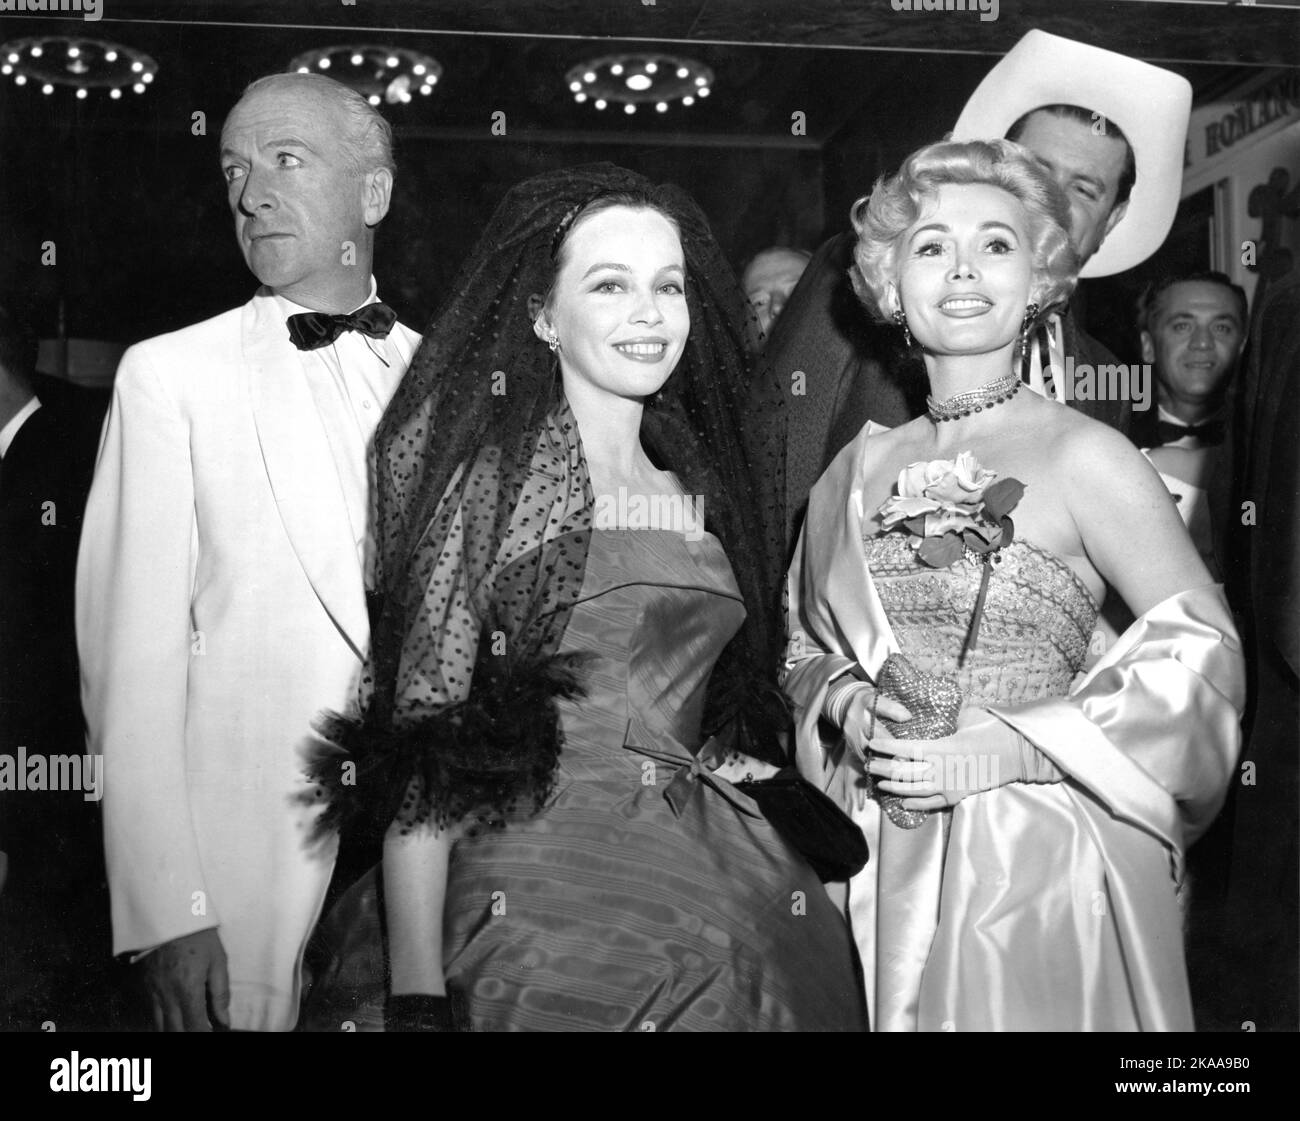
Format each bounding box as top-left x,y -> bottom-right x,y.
76,287 -> 420,1031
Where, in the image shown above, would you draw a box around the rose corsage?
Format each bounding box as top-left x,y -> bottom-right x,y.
877,452 -> 1025,666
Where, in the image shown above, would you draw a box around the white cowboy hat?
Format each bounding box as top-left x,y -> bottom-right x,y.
951,30 -> 1192,278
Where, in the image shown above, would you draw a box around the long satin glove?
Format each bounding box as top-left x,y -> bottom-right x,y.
866,705 -> 1063,813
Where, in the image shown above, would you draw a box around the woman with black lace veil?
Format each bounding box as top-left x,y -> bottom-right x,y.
299,164 -> 866,1032
784,139 -> 1244,1031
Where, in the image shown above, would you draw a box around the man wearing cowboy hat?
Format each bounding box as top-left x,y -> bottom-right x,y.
765,31 -> 1192,547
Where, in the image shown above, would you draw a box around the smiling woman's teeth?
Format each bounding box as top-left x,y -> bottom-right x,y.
616,342 -> 665,356
942,298 -> 990,310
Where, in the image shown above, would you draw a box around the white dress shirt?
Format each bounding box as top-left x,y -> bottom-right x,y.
272,278 -> 417,585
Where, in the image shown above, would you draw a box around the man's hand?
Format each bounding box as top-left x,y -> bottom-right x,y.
140,928 -> 231,1031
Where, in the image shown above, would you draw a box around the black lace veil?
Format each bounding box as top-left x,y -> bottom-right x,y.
313,163 -> 789,838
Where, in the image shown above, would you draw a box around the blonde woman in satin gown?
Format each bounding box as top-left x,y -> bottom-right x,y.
783,140 -> 1245,1031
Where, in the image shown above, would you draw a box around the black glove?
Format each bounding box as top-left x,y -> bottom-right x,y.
385,984 -> 470,1032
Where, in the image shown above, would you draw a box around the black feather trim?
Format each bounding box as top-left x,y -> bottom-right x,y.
304,653 -> 589,844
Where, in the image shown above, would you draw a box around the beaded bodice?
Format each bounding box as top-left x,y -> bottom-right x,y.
865,532 -> 1098,707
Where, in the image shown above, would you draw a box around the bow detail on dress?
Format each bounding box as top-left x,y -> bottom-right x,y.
622,720 -> 762,819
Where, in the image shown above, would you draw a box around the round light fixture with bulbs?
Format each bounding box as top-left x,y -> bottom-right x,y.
565,52 -> 713,116
0,35 -> 158,98
287,44 -> 442,107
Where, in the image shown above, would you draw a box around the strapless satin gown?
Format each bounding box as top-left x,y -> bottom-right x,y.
859,532 -> 1170,1032
303,529 -> 866,1031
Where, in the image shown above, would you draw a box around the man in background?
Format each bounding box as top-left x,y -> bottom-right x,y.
0,302 -> 116,1029
1207,272 -> 1299,1031
741,247 -> 810,352
1132,270 -> 1247,450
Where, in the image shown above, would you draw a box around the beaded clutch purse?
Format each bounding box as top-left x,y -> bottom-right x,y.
865,652 -> 964,829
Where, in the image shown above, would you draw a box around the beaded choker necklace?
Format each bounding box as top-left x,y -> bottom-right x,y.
926,371 -> 1020,422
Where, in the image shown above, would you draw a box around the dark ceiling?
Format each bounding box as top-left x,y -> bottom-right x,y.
0,0 -> 1296,151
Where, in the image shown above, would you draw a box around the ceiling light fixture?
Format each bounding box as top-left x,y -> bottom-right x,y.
0,35 -> 158,98
565,52 -> 713,116
287,44 -> 442,107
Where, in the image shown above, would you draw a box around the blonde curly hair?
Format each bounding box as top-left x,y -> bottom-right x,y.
850,138 -> 1078,322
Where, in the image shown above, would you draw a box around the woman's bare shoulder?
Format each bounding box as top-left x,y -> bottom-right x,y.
862,414 -> 931,454
1046,407 -> 1181,526
1051,407 -> 1148,477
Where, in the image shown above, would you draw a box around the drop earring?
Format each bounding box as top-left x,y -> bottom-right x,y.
892,307 -> 913,349
1017,301 -> 1041,363
546,331 -> 560,353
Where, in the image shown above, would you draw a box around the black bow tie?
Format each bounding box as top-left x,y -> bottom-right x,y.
1156,418 -> 1225,447
286,302 -> 396,351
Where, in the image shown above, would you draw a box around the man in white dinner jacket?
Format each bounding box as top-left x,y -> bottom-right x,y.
76,71 -> 421,1032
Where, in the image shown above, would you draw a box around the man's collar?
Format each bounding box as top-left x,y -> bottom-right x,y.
271,276 -> 380,319
1157,402 -> 1225,427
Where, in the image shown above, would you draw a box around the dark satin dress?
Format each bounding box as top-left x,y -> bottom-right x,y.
302,529 -> 866,1031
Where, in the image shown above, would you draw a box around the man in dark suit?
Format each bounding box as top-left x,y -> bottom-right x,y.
0,304 -> 117,1029
1209,272 -> 1299,1031
767,32 -> 1192,547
